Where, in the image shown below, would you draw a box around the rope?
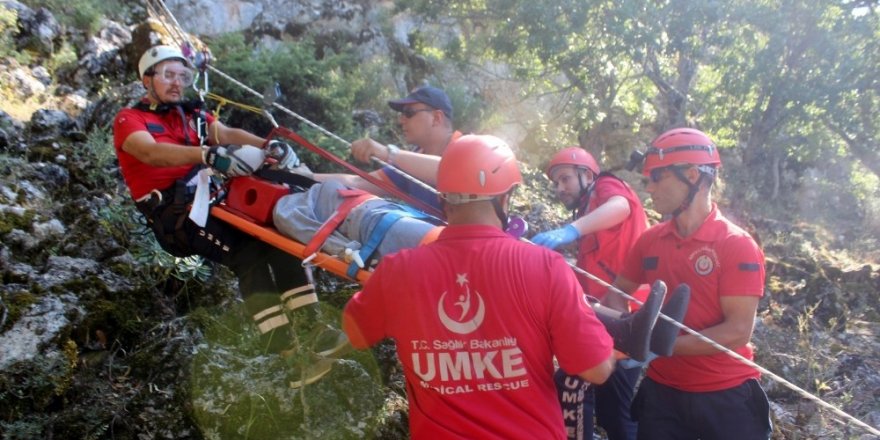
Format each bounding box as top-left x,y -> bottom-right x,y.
204,92 -> 264,116
142,1 -> 880,435
204,67 -> 443,197
147,0 -> 441,201
537,237 -> 880,437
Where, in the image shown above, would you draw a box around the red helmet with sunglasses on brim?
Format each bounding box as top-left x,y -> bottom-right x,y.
643,128 -> 721,175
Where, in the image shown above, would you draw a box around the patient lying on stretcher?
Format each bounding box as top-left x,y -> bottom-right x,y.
269,177 -> 687,363
273,179 -> 444,269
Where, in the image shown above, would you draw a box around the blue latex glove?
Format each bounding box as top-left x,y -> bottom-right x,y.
531,224 -> 580,249
618,351 -> 659,369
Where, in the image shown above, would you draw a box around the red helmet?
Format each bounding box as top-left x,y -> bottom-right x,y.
643,128 -> 720,175
545,146 -> 600,178
437,134 -> 522,203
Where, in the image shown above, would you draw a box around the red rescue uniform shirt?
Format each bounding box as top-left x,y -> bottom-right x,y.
113,104 -> 216,199
576,175 -> 648,299
620,205 -> 765,392
344,225 -> 613,439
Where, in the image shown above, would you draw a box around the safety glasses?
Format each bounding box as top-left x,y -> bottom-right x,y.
649,166 -> 676,183
150,65 -> 195,87
649,165 -> 696,183
400,107 -> 434,118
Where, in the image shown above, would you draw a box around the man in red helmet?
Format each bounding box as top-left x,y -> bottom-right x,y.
535,148 -> 648,301
342,135 -> 618,439
605,128 -> 771,439
533,147 -> 651,440
113,45 -> 346,388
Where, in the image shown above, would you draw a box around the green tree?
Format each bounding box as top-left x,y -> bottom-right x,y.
399,0 -> 880,226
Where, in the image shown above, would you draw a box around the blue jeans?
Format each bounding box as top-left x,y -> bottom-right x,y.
555,364 -> 641,440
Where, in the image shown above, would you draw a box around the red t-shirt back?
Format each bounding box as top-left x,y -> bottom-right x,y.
344,225 -> 613,439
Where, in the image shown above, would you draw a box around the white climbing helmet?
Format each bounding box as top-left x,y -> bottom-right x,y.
137,45 -> 191,80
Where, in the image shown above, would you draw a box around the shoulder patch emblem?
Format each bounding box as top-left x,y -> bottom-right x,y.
691,246 -> 719,276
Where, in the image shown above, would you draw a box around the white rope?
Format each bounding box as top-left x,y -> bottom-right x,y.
142,1 -> 880,435
146,1 -> 441,195
205,66 -> 441,197
536,237 -> 880,437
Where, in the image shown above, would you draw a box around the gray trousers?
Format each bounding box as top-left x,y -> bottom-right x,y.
273,180 -> 437,261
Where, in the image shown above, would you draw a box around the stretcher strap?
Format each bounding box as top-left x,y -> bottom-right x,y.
253,304 -> 289,335
346,207 -> 433,278
347,210 -> 406,278
302,189 -> 376,257
281,284 -> 319,311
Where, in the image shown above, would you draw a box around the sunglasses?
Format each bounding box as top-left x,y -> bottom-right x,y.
650,165 -> 698,183
649,166 -> 680,183
400,107 -> 435,118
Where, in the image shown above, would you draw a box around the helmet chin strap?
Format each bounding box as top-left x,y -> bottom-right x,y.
491,190 -> 516,230
570,169 -> 596,218
669,167 -> 705,218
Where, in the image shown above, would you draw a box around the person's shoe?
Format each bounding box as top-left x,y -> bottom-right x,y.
312,325 -> 352,359
598,280 -> 666,362
283,352 -> 335,389
649,283 -> 691,357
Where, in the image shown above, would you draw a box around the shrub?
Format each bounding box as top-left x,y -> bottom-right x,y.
205,33 -> 363,158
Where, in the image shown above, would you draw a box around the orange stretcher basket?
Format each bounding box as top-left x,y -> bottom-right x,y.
207,124 -> 442,286
210,177 -> 373,285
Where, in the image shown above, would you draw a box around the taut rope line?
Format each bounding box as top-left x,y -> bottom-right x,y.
146,0 -> 440,200
557,246 -> 880,437
142,1 -> 879,435
203,66 -> 441,198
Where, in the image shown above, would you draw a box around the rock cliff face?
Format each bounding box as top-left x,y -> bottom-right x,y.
0,1 -> 878,439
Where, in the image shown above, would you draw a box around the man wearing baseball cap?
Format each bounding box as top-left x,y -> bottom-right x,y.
314,85 -> 462,211
387,85 -> 454,120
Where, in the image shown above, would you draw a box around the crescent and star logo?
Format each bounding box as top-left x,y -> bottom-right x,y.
437,273 -> 486,334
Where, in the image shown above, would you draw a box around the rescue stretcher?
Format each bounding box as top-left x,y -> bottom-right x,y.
211,178 -> 373,284
209,126 -> 443,285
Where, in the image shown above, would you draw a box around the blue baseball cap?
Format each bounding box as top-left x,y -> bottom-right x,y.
388,86 -> 453,119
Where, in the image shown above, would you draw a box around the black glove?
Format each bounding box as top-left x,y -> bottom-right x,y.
202,144 -> 266,177
265,140 -> 301,169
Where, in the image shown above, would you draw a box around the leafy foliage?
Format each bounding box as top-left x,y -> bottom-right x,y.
66,127 -> 117,190
398,0 -> 880,238
0,5 -> 17,60
205,33 -> 365,160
